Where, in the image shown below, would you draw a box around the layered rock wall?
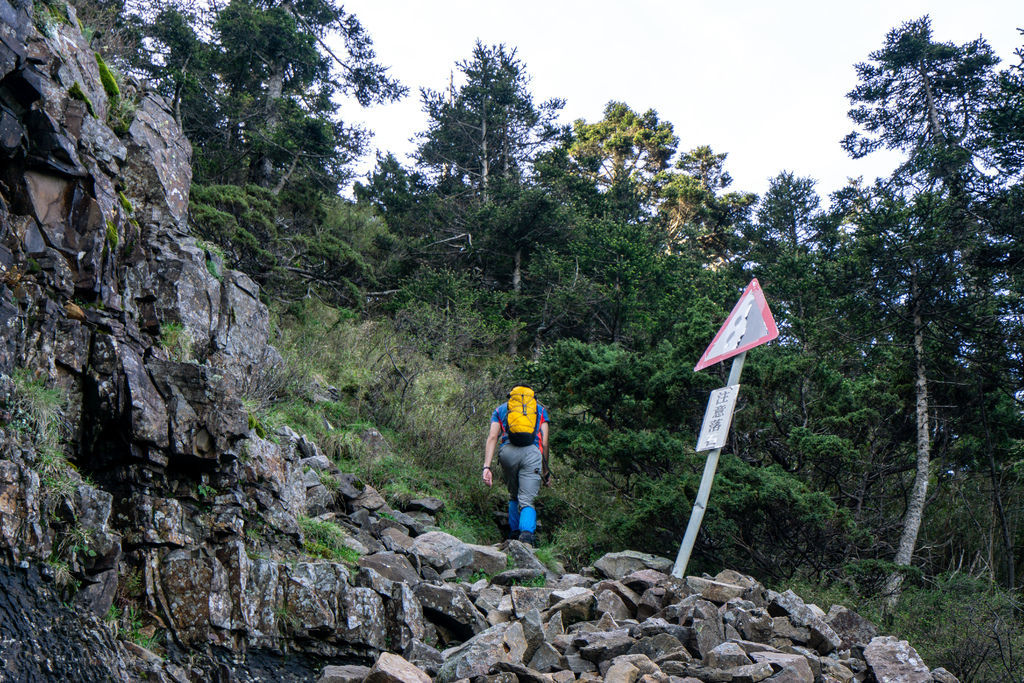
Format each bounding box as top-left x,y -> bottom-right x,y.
0,0 -> 334,674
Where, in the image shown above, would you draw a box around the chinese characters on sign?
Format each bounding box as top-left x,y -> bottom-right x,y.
696,384 -> 740,452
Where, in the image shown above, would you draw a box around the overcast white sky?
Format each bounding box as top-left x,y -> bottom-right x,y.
341,1 -> 1022,202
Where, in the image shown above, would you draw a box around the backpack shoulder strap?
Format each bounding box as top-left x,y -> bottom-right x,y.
498,403 -> 509,434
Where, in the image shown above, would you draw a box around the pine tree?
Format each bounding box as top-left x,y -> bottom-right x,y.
842,16 -> 1001,605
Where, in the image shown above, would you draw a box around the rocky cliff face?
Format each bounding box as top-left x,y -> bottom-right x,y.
0,3 -> 958,682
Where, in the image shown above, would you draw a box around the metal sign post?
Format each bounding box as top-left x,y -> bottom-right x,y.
671,352 -> 745,579
672,278 -> 779,580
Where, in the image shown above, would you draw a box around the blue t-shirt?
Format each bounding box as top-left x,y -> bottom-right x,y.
492,402 -> 549,448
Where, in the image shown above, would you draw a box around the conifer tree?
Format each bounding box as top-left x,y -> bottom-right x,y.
843,16 -> 1001,605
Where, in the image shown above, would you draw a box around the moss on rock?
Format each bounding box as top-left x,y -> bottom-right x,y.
68,82 -> 94,117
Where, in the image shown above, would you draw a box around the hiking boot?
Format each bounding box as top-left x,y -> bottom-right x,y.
507,530 -> 520,541
518,531 -> 535,547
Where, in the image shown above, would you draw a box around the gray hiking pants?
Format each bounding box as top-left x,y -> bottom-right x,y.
498,442 -> 543,510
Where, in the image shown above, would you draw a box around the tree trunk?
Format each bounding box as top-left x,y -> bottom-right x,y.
256,0 -> 291,188
511,247 -> 522,294
883,284 -> 931,609
985,409 -> 1015,589
508,247 -> 521,355
918,62 -> 945,141
172,56 -> 190,128
480,101 -> 489,201
257,61 -> 285,187
272,156 -> 298,196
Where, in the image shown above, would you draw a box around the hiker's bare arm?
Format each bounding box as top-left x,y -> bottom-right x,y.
483,421 -> 500,486
540,422 -> 551,485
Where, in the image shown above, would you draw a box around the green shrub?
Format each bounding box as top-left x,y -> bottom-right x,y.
391,268 -> 516,364
260,300 -> 514,548
316,468 -> 340,492
9,369 -> 65,438
512,575 -> 546,587
533,545 -> 561,573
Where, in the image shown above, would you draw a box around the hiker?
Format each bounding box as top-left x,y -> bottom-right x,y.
482,384 -> 550,546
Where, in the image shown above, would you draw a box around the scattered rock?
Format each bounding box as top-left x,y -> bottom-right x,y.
529,642 -> 566,673
863,635 -> 933,683
575,629 -> 634,662
353,484 -> 387,511
506,540 -> 549,574
594,551 -> 673,580
410,531 -> 475,572
931,667 -> 960,683
403,639 -> 444,676
318,664 -> 372,683
414,582 -> 488,641
437,621 -> 528,682
512,586 -> 554,618
406,497 -> 445,514
365,652 -> 431,683
547,588 -> 596,625
750,651 -> 814,683
359,552 -> 422,585
686,576 -> 746,604
493,568 -> 545,586
729,661 -> 774,683
596,589 -> 632,620
465,543 -> 509,575
825,604 -> 878,650
603,659 -> 639,683
705,642 -> 752,669
768,590 -> 842,654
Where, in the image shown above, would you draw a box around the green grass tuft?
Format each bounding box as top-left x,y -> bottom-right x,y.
123,604 -> 159,649
533,545 -> 561,573
108,96 -> 136,136
298,515 -> 361,563
511,575 -> 546,587
159,321 -> 194,362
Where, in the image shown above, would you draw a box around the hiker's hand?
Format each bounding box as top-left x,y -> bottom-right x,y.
483,467 -> 493,487
543,470 -> 552,487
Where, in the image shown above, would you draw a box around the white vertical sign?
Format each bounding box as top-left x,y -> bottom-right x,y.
696,384 -> 740,452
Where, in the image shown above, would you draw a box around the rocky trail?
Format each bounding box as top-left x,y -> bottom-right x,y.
0,1 -> 958,681
0,467 -> 959,682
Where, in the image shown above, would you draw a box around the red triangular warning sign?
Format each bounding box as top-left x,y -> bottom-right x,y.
694,279 -> 778,371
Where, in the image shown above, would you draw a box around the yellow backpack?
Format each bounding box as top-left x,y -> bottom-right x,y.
506,386 -> 539,447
